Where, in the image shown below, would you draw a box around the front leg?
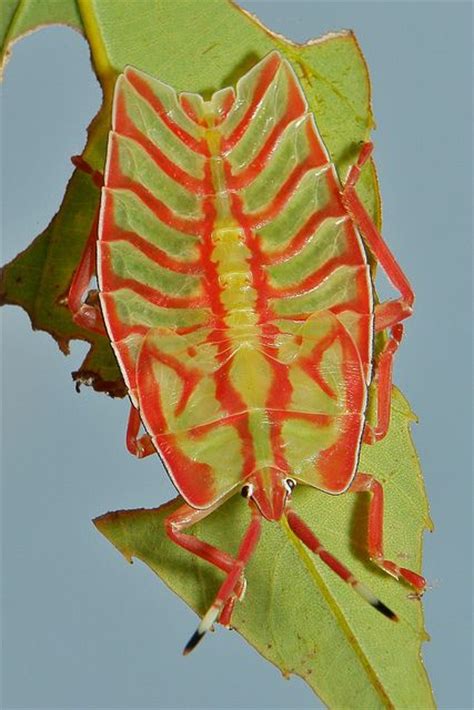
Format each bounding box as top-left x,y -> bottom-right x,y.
177,503 -> 262,654
67,208 -> 106,334
67,156 -> 106,334
126,404 -> 156,458
166,502 -> 250,636
127,410 -> 248,627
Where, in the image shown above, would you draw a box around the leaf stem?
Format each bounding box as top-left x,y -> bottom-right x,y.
76,0 -> 115,103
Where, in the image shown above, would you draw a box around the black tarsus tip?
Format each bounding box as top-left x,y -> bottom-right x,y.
183,627 -> 205,655
374,599 -> 399,622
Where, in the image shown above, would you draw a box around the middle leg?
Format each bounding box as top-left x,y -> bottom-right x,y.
166,501 -> 255,642
180,503 -> 262,653
363,323 -> 404,444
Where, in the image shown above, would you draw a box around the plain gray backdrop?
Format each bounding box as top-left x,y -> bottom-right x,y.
2,1 -> 472,708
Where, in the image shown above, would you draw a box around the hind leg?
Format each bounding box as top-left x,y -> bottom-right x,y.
363,323 -> 404,444
349,472 -> 425,592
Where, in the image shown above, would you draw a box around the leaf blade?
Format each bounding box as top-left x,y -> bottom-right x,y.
1,0 -> 83,77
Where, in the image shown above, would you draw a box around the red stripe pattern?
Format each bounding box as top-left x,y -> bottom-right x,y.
97,51 -> 373,509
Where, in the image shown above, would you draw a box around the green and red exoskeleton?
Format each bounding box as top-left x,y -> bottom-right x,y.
68,51 -> 425,653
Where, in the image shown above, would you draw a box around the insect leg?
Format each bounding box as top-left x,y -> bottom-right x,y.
286,508 -> 398,620
126,404 -> 155,458
342,142 -> 414,332
165,504 -> 247,634
182,504 -> 261,654
363,324 -> 403,444
218,594 -> 239,629
349,473 -> 426,591
166,503 -> 242,577
67,157 -> 105,334
67,207 -> 106,333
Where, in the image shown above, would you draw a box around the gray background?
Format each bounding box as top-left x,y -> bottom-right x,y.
2,1 -> 472,708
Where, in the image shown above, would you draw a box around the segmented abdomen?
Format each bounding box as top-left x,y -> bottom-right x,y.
98,51 -> 373,508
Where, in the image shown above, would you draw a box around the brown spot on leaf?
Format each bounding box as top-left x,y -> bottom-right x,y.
72,368 -> 127,398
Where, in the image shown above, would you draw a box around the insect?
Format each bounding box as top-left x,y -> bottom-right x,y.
68,50 -> 425,653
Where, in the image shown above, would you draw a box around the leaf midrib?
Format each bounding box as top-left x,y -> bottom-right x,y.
280,517 -> 394,708
76,0 -> 115,102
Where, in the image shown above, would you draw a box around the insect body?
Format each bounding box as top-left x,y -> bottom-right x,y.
69,51 -> 425,652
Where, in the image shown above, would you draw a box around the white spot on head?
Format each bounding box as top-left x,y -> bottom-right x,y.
284,478 -> 297,494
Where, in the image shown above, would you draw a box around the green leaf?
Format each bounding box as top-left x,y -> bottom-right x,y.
1,0 -> 83,78
95,388 -> 434,708
1,0 -> 378,394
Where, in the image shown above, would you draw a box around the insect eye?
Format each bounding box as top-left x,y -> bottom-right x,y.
284,478 -> 297,493
241,484 -> 254,499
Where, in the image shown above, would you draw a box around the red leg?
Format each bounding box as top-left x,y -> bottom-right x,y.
128,413 -> 248,622
286,508 -> 397,620
67,209 -> 106,334
349,473 -> 426,591
342,142 -> 414,332
166,503 -> 248,636
126,409 -> 248,619
182,504 -> 261,654
166,503 -> 242,577
67,156 -> 105,334
218,592 -> 239,629
363,323 -> 403,444
126,404 -> 156,458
